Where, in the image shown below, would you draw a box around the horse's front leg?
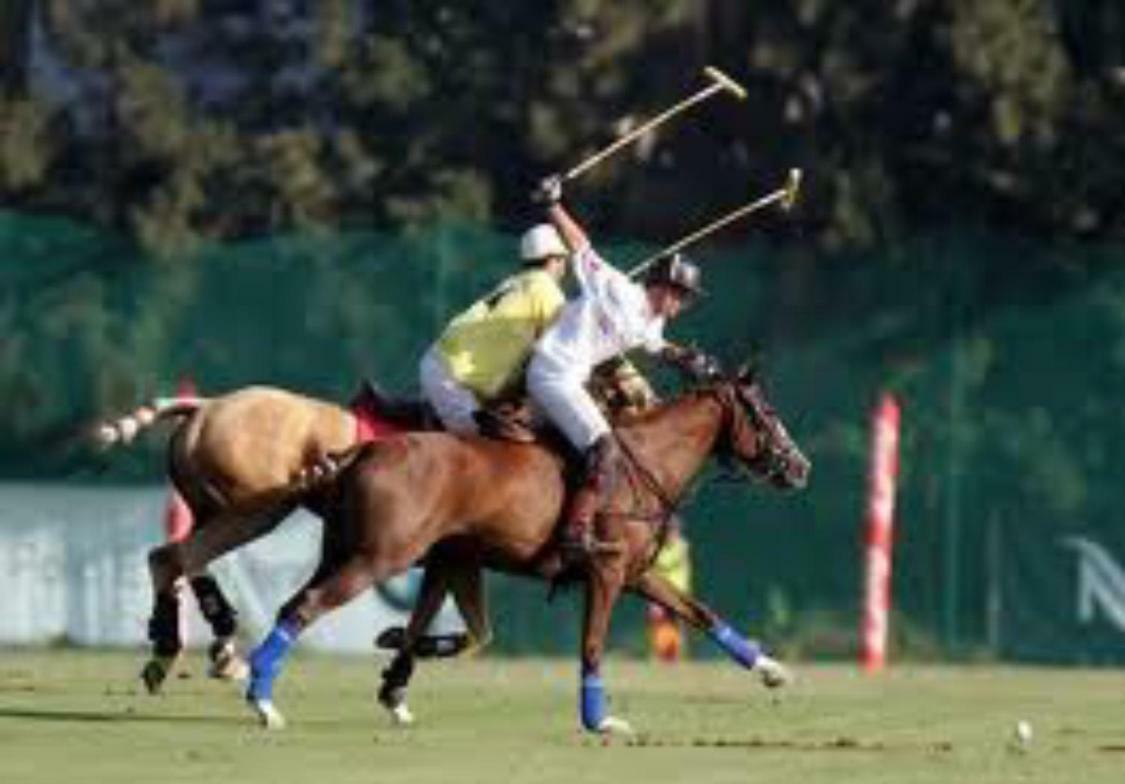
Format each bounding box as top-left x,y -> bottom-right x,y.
630,571 -> 791,688
578,558 -> 632,737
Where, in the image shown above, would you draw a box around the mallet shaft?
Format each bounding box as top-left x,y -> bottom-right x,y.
564,86 -> 722,182
563,67 -> 745,182
627,169 -> 802,277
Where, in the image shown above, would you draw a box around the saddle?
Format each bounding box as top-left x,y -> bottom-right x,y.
350,379 -> 538,444
349,358 -> 644,447
349,379 -> 441,437
473,401 -> 537,443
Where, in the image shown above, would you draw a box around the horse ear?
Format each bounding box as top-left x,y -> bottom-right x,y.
736,348 -> 766,383
736,360 -> 758,384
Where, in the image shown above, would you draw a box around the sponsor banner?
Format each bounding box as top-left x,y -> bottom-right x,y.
0,484 -> 462,653
1000,523 -> 1125,664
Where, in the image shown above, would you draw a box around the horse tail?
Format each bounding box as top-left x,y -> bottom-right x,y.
92,395 -> 208,449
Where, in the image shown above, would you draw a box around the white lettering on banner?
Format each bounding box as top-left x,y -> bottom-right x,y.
1059,537 -> 1125,633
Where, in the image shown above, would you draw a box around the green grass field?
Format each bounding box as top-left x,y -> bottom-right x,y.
0,649 -> 1121,783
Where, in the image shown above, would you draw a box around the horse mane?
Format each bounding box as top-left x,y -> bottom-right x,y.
612,383 -> 725,432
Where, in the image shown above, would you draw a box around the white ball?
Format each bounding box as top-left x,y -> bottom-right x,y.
1014,720 -> 1033,744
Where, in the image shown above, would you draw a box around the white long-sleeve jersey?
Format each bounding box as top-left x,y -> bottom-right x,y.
531,244 -> 666,381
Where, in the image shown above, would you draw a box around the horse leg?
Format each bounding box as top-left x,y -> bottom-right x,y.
188,569 -> 248,682
141,506 -> 291,694
373,559 -> 486,726
377,560 -> 453,727
630,571 -> 791,688
448,562 -> 491,650
377,559 -> 488,657
246,551 -> 398,730
577,559 -> 631,737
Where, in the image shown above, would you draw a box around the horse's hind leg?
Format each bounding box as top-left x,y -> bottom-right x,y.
142,505 -> 292,694
377,558 -> 456,726
188,570 -> 249,681
376,560 -> 487,658
630,571 -> 791,688
246,553 -> 393,729
448,562 -> 491,649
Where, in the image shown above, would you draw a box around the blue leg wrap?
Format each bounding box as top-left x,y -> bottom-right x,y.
709,622 -> 761,669
247,619 -> 299,702
579,666 -> 606,731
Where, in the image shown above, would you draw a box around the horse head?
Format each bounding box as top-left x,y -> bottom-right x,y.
712,363 -> 810,490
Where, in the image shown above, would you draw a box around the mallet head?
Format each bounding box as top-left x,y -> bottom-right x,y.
703,66 -> 748,101
781,168 -> 802,211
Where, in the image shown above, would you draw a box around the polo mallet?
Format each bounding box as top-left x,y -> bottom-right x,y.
563,66 -> 747,182
628,168 -> 803,277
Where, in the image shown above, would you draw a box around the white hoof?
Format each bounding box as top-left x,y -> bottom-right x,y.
387,702 -> 415,727
217,657 -> 250,682
208,644 -> 250,682
754,655 -> 792,689
250,699 -> 287,730
596,715 -> 635,739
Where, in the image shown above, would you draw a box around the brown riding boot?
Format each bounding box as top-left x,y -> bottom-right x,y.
558,484 -> 600,567
558,435 -> 619,569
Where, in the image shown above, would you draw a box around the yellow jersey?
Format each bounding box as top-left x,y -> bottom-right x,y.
436,268 -> 565,400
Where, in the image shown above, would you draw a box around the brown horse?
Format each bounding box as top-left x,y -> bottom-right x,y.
95,384 -> 490,691
244,369 -> 810,735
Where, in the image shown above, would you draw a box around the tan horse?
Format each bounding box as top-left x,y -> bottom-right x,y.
243,369 -> 810,734
95,384 -> 489,691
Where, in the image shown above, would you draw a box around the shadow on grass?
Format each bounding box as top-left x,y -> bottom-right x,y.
619,735 -> 957,753
0,707 -> 245,726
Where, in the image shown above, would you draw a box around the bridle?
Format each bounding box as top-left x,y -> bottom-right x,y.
607,378 -> 798,568
714,380 -> 797,486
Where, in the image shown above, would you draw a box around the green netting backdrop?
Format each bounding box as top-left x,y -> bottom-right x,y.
2,211 -> 1122,662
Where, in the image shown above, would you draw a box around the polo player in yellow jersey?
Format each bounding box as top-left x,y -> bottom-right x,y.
418,225 -> 569,435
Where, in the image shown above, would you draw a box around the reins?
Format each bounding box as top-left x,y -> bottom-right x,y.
610,431 -> 685,570
605,384 -> 754,570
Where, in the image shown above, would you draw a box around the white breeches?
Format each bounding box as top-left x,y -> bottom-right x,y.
527,359 -> 609,451
419,347 -> 480,435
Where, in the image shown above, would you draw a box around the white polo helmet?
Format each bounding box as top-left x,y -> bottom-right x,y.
519,224 -> 567,262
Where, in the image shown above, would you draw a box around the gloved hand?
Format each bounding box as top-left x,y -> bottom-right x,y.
531,174 -> 563,206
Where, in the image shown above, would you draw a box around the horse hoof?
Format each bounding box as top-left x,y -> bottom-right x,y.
386,702 -> 415,727
249,699 -> 287,730
208,642 -> 250,682
140,656 -> 175,695
755,655 -> 792,689
596,715 -> 635,739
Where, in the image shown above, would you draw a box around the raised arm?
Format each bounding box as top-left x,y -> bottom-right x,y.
547,201 -> 590,255
532,174 -> 618,294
